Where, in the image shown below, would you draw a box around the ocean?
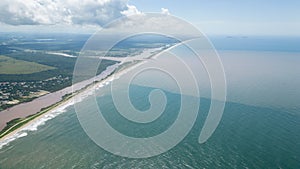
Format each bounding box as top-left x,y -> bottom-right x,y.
0,36 -> 300,168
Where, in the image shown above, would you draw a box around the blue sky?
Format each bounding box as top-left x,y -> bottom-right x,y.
0,0 -> 299,35
129,0 -> 300,35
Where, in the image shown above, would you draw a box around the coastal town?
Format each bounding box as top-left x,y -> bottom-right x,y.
0,75 -> 71,111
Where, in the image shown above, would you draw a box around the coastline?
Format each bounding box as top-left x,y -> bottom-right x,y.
0,64 -> 119,146
0,62 -> 119,131
0,60 -> 121,143
0,47 -> 164,148
0,94 -> 74,143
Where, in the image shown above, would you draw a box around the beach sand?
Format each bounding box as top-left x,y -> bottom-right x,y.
0,64 -> 119,131
0,47 -> 163,146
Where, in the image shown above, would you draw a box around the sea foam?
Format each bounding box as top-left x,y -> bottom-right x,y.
0,67 -> 115,150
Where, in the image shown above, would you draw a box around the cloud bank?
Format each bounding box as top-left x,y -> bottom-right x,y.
0,0 -> 141,26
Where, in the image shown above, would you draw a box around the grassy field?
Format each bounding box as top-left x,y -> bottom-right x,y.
0,55 -> 55,74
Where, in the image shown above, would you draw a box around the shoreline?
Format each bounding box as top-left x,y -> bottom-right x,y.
0,63 -> 119,130
0,94 -> 74,142
0,64 -> 119,145
0,60 -> 121,142
0,47 -> 164,147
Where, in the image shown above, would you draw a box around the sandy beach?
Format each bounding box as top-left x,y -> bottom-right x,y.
0,63 -> 119,131
0,47 -> 163,146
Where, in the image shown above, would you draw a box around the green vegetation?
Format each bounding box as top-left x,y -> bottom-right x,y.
0,52 -> 116,82
0,67 -> 117,138
0,55 -> 55,74
0,118 -> 22,136
0,93 -> 74,138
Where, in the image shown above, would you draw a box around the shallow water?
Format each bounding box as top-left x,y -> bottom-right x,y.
0,84 -> 299,168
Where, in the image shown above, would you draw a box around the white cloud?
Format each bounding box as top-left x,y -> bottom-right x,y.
161,8 -> 170,15
121,4 -> 142,17
0,0 -> 139,26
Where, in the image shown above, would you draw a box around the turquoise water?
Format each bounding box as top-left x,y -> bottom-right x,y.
0,85 -> 299,168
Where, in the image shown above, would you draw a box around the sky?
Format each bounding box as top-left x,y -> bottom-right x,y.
0,0 -> 299,36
